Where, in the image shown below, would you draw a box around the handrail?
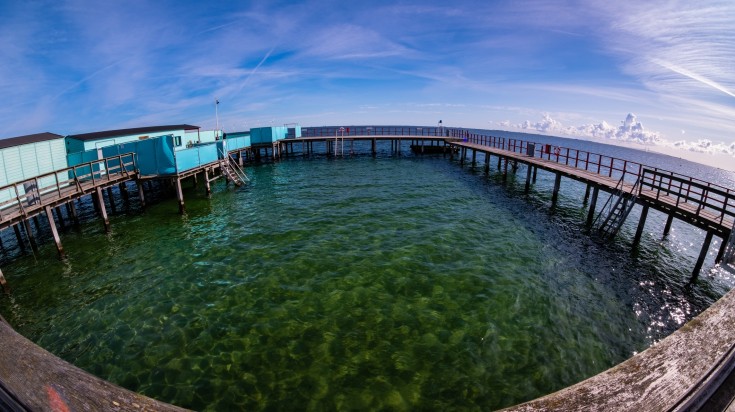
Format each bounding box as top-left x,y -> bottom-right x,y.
641,168 -> 735,227
0,153 -> 137,222
299,126 -> 734,231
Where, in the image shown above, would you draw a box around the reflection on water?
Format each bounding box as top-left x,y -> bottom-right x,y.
0,146 -> 733,410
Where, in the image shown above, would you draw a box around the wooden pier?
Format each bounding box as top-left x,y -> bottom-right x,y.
448,136 -> 735,278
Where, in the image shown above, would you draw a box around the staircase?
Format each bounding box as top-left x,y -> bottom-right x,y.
593,176 -> 641,242
219,152 -> 249,186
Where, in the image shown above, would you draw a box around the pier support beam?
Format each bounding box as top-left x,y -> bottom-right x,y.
716,237 -> 728,264
632,205 -> 649,249
204,170 -> 212,196
532,166 -> 538,183
44,206 -> 65,259
106,186 -> 117,214
12,224 -> 23,250
471,150 -> 477,166
95,187 -> 110,233
136,181 -> 146,208
692,231 -> 714,281
175,178 -> 185,214
0,268 -> 7,293
371,139 -> 376,157
503,158 -> 509,182
525,163 -> 533,192
460,148 -> 466,166
586,187 -> 600,226
663,214 -> 675,238
583,185 -> 591,205
551,173 -> 562,206
67,201 -> 80,228
22,219 -> 38,253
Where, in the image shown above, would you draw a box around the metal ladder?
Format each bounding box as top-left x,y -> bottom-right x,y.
218,151 -> 250,186
593,175 -> 641,242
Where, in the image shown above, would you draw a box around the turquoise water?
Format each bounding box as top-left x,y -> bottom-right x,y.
0,155 -> 731,410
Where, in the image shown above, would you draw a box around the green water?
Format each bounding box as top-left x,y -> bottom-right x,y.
0,157 -> 720,410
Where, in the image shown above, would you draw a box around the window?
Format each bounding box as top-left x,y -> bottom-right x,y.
174,135 -> 182,146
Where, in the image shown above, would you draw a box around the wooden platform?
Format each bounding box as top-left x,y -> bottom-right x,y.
451,140 -> 735,237
0,154 -> 137,231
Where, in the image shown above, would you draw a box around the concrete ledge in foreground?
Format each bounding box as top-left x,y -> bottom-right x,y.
502,286 -> 735,411
0,317 -> 189,411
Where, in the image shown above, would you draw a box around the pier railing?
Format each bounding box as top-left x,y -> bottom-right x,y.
0,153 -> 136,223
301,126 -> 449,137
296,126 -> 734,232
464,134 -> 645,183
640,169 -> 735,228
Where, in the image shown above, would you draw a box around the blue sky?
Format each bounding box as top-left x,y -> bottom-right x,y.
1,0 -> 734,161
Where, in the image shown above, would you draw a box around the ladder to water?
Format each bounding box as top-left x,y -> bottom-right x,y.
593,175 -> 641,242
219,151 -> 250,186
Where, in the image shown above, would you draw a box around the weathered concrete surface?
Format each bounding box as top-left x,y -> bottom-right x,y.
502,287 -> 735,412
0,318 -> 189,412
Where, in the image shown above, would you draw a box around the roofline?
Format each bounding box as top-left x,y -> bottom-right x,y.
0,132 -> 64,150
67,125 -> 200,141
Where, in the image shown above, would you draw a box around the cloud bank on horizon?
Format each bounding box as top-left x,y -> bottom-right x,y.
0,0 -> 733,164
503,113 -> 735,158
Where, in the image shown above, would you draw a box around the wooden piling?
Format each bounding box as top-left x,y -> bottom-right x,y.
95,187 -> 110,233
525,163 -> 533,192
44,206 -> 65,259
692,231 -> 714,281
484,153 -> 491,174
204,170 -> 211,196
12,224 -> 24,251
120,182 -> 129,201
551,173 -> 562,206
175,178 -> 185,214
471,149 -> 477,166
716,237 -> 728,264
503,158 -> 509,182
0,268 -> 7,293
23,218 -> 38,252
663,215 -> 675,238
586,187 -> 600,226
54,206 -> 65,230
68,201 -> 80,228
632,205 -> 649,249
106,186 -> 116,213
136,181 -> 146,208
532,166 -> 537,183
584,185 -> 591,205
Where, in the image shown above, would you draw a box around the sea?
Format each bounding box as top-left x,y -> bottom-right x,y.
0,129 -> 733,410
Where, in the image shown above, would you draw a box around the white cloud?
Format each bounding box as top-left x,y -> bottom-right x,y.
510,112 -> 735,159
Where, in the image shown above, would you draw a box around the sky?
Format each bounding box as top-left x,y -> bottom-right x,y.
1,0 -> 734,167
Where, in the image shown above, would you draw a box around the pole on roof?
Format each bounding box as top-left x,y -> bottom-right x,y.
215,98 -> 220,139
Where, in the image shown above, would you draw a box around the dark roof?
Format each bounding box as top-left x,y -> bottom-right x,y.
67,124 -> 200,141
0,132 -> 64,150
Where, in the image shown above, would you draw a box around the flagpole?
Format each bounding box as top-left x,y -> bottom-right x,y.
215,98 -> 220,139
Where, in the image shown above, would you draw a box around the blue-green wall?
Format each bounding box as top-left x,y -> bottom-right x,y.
250,127 -> 288,144
66,127 -> 190,154
0,137 -> 67,204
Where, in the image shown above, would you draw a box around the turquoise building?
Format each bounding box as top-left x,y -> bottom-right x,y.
0,132 -> 67,204
250,126 -> 289,144
65,125 -> 201,154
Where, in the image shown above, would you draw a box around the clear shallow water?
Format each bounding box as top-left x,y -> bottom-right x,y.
0,147 -> 733,410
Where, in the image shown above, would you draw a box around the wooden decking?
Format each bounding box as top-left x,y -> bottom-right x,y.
451,140 -> 735,237
0,155 -> 138,231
